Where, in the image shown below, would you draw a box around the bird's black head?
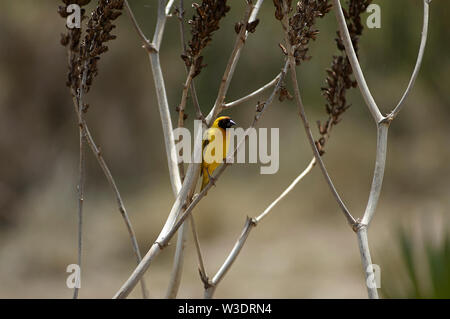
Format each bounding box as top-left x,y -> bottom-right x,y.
217,117 -> 237,129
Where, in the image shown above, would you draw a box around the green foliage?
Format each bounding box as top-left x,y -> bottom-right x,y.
382,225 -> 450,299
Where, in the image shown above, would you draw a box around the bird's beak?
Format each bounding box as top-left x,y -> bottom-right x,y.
229,119 -> 237,127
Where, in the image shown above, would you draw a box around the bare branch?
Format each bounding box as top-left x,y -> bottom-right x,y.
332,0 -> 383,123
123,0 -> 151,48
387,0 -> 430,120
223,73 -> 281,109
361,123 -> 389,226
356,226 -> 379,298
255,158 -> 316,223
165,0 -> 175,16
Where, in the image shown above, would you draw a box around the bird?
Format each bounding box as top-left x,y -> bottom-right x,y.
201,116 -> 236,191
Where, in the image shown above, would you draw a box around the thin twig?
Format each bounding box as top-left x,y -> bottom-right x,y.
223,73 -> 281,109
387,0 -> 430,120
124,0 -> 152,49
255,158 -> 316,223
332,0 -> 383,123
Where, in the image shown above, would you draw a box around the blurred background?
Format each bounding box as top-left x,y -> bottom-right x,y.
0,0 -> 448,298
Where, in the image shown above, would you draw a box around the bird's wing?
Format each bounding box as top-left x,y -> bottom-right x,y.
200,138 -> 209,176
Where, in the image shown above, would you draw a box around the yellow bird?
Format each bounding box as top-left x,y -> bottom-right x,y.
201,116 -> 236,191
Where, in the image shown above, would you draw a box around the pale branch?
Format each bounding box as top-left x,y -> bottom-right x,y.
356,226 -> 378,298
123,0 -> 152,49
223,73 -> 281,109
166,0 -> 175,16
204,157 -> 316,298
282,11 -> 357,228
154,0 -> 173,51
361,123 -> 389,226
387,0 -> 430,120
148,22 -> 182,198
255,157 -> 316,223
332,0 -> 383,123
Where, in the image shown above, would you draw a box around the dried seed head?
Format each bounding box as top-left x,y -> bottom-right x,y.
184,0 -> 230,78
287,0 -> 332,65
59,0 -> 124,105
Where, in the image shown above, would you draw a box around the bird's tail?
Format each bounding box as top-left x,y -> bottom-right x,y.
200,167 -> 209,191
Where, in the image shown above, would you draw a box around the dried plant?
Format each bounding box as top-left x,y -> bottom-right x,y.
58,0 -> 148,299
58,0 -> 431,300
